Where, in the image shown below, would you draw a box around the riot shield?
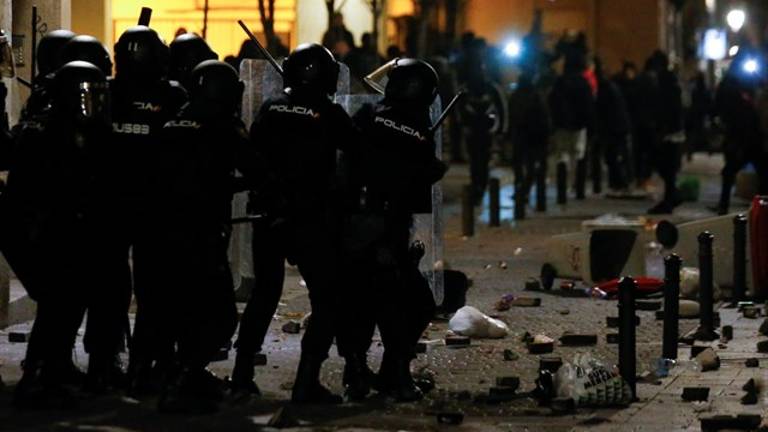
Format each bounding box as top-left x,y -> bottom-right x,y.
336,95 -> 446,305
230,59 -> 351,288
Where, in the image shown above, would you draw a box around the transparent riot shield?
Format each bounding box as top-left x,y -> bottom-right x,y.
230,59 -> 351,288
336,95 -> 445,306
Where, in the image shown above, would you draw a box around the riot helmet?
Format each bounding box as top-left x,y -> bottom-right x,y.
189,60 -> 244,119
59,35 -> 113,76
37,29 -> 76,76
51,60 -> 110,127
114,25 -> 169,82
282,43 -> 339,97
366,58 -> 438,107
169,33 -> 218,90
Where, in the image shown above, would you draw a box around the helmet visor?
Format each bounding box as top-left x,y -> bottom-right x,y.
76,81 -> 111,124
363,58 -> 398,95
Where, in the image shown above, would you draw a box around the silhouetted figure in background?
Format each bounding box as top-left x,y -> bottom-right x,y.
323,13 -> 355,59
594,57 -> 631,191
508,73 -> 549,205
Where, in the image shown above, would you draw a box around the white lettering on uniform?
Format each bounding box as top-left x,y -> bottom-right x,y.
374,116 -> 426,141
112,122 -> 151,135
164,120 -> 201,129
269,104 -> 320,118
133,101 -> 163,112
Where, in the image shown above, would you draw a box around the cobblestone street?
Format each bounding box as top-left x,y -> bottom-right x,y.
1,155 -> 766,431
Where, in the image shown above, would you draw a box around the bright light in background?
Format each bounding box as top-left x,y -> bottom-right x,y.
503,39 -> 522,58
729,45 -> 740,57
702,29 -> 727,60
727,9 -> 746,32
743,58 -> 759,74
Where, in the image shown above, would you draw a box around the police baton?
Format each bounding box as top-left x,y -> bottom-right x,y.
237,20 -> 284,77
138,7 -> 152,26
430,91 -> 464,135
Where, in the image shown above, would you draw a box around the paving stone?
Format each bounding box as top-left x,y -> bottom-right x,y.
682,387 -> 710,401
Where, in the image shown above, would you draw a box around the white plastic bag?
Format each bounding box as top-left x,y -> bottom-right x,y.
554,353 -> 632,407
448,306 -> 509,339
680,267 -> 721,300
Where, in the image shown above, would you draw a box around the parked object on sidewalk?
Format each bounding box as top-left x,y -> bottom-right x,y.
541,216 -> 652,289
448,306 -> 509,339
682,387 -> 710,402
554,353 -> 633,407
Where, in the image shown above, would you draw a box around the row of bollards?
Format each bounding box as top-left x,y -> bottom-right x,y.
620,216 -> 750,401
461,175 -> 549,236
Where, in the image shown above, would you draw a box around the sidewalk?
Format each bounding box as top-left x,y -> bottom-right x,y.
0,154 -> 762,432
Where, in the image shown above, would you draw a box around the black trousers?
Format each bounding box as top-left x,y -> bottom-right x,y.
340,220 -> 435,361
654,139 -> 682,204
237,217 -> 343,360
719,145 -> 768,210
467,130 -> 492,205
602,133 -> 631,190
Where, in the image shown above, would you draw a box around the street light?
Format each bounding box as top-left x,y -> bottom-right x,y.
743,58 -> 759,74
503,39 -> 522,58
727,9 -> 746,32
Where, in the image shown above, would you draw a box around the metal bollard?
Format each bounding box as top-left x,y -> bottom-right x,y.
556,162 -> 567,205
489,178 -> 501,226
663,254 -> 682,360
618,277 -> 637,400
693,231 -> 719,341
733,214 -> 748,304
462,184 -> 475,237
536,163 -> 547,212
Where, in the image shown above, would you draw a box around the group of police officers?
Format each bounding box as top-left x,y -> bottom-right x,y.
1,24 -> 447,413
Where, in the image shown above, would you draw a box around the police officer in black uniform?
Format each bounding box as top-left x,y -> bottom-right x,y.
59,35 -> 113,77
154,60 -> 262,413
3,61 -> 111,408
169,33 -> 218,91
109,26 -> 187,394
342,59 -> 446,402
233,43 -> 356,404
19,29 -> 76,123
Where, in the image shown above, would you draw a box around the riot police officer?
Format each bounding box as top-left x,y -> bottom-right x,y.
19,29 -> 76,122
343,59 -> 446,402
154,60 -> 262,413
58,35 -> 113,77
109,25 -> 187,395
169,33 -> 218,91
3,61 -> 111,407
233,43 -> 357,404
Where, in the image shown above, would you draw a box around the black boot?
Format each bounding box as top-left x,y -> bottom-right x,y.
14,360 -> 78,410
85,352 -> 126,394
291,354 -> 342,404
390,358 -> 423,402
230,351 -> 261,396
158,367 -> 223,414
343,354 -> 373,402
126,356 -> 158,398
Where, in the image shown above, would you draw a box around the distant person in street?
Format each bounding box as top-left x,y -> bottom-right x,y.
346,32 -> 384,92
614,61 -> 642,185
686,71 -> 713,159
714,51 -> 767,215
646,50 -> 685,214
508,73 -> 549,206
594,57 -> 632,192
548,54 -> 595,202
322,12 -> 355,59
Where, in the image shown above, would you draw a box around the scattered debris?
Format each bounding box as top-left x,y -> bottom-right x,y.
495,376 -> 520,389
415,341 -> 428,354
695,348 -> 721,372
679,300 -> 701,318
524,278 -> 541,291
579,416 -> 611,426
700,414 -> 762,431
254,354 -> 267,366
539,356 -> 563,373
436,412 -> 464,425
741,379 -> 760,405
636,300 -> 662,311
638,371 -> 661,385
488,386 -> 517,402
445,335 -> 471,347
757,340 -> 768,353
690,345 -> 709,359
721,325 -> 733,341
743,306 -> 761,319
8,332 -> 29,343
212,348 -> 229,362
495,295 -> 541,310
528,334 -> 555,354
760,319 -> 768,336
682,387 -> 710,401
484,264 -> 493,270
559,333 -> 598,346
558,309 -> 570,315
520,332 -> 533,344
282,321 -> 301,334
550,397 -> 575,413
746,358 -> 760,368
267,407 -> 299,428
498,261 -> 508,270
503,349 -> 519,361
514,247 -> 523,256
279,381 -> 294,391
554,353 -> 632,407
449,306 -> 509,338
